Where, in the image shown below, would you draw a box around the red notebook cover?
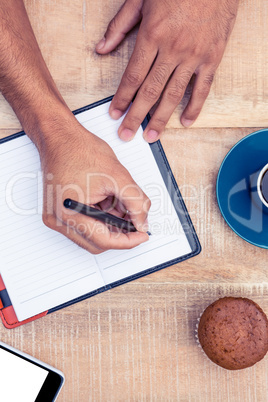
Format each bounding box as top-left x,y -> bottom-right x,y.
0,275 -> 48,329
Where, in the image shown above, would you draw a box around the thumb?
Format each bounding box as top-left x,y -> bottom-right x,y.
96,0 -> 143,54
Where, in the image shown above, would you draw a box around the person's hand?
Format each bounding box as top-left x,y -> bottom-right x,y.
0,0 -> 149,254
96,0 -> 239,142
38,115 -> 150,254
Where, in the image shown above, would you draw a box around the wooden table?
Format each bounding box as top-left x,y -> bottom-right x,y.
1,1 -> 268,401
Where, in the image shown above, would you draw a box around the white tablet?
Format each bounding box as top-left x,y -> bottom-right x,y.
0,341 -> 64,402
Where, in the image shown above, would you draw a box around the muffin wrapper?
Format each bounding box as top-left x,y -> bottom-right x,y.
195,311 -> 212,362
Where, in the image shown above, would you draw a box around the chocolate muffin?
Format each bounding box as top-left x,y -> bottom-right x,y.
198,297 -> 268,370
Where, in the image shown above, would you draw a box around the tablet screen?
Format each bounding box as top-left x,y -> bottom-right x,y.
0,347 -> 49,402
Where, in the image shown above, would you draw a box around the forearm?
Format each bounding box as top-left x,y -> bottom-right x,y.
0,0 -> 72,148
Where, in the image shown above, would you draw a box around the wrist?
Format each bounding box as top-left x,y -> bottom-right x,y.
24,100 -> 79,153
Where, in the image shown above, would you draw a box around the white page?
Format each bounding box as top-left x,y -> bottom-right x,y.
0,101 -> 192,321
0,137 -> 105,321
77,104 -> 192,283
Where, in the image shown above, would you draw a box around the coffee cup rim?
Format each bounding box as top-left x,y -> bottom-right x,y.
257,163 -> 268,208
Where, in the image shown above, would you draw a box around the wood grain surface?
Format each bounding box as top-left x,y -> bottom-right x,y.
0,0 -> 268,401
0,0 -> 268,130
1,283 -> 268,402
1,125 -> 268,401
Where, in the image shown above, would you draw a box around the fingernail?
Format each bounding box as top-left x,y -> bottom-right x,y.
136,221 -> 149,233
181,118 -> 194,127
120,128 -> 134,141
145,129 -> 158,143
110,109 -> 123,120
96,38 -> 105,51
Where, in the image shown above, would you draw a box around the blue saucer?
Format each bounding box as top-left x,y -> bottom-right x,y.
216,129 -> 268,248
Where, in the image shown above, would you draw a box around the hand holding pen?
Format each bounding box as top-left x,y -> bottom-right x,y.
40,126 -> 150,254
64,199 -> 151,235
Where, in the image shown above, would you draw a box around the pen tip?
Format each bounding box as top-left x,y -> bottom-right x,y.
147,231 -> 152,236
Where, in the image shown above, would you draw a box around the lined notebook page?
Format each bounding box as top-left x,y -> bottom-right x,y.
0,101 -> 191,322
0,136 -> 105,321
77,104 -> 192,284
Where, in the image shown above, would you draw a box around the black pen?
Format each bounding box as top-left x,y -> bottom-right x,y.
64,198 -> 151,234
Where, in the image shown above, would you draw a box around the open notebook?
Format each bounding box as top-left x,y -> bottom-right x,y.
0,97 -> 200,328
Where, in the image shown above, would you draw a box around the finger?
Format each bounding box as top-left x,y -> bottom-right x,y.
57,223 -> 104,254
62,209 -> 149,250
97,195 -> 117,212
96,0 -> 143,54
142,65 -> 195,142
98,198 -> 128,218
118,57 -> 176,141
113,199 -> 128,216
115,180 -> 151,232
97,196 -> 127,219
43,214 -> 103,254
180,66 -> 216,127
74,214 -> 149,249
109,33 -> 158,125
